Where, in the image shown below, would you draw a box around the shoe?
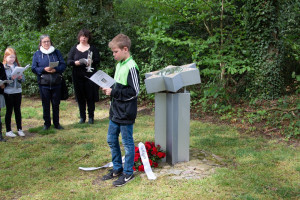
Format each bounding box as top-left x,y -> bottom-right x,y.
102,169 -> 123,181
43,125 -> 50,130
0,134 -> 6,142
79,118 -> 85,124
17,129 -> 25,137
113,173 -> 135,187
6,131 -> 16,137
88,118 -> 94,124
0,123 -> 5,141
55,125 -> 64,130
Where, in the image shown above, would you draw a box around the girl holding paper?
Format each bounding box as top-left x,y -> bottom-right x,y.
2,47 -> 25,137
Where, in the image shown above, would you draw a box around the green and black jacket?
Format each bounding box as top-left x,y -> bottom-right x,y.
110,56 -> 140,124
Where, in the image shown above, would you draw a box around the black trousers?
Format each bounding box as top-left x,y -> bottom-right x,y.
4,93 -> 22,132
39,86 -> 61,127
73,78 -> 96,120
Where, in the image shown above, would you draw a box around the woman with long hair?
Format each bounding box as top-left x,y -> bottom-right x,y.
2,47 -> 25,137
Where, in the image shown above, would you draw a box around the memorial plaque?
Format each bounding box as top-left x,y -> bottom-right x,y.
145,63 -> 201,93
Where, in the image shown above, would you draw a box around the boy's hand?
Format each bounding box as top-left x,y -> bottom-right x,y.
102,88 -> 112,96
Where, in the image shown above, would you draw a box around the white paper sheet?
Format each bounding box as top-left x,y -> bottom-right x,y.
49,61 -> 59,68
11,64 -> 30,77
88,70 -> 116,88
0,79 -> 13,86
79,156 -> 125,171
78,162 -> 113,171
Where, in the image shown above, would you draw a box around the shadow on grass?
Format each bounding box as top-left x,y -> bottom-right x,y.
28,126 -> 56,135
28,118 -> 108,136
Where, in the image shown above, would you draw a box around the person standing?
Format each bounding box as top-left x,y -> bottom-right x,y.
32,34 -> 66,130
67,29 -> 100,124
0,62 -> 7,141
101,34 -> 140,187
2,47 -> 25,137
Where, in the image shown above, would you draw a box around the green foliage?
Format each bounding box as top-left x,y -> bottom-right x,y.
228,96 -> 299,138
244,0 -> 300,99
193,81 -> 231,113
114,0 -> 251,101
0,28 -> 42,95
0,0 -> 120,97
243,0 -> 282,99
116,0 -> 299,101
1,0 -> 298,101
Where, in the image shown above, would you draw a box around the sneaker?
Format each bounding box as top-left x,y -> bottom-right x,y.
113,173 -> 135,187
18,129 -> 25,137
102,169 -> 123,181
6,131 -> 16,137
0,134 -> 6,142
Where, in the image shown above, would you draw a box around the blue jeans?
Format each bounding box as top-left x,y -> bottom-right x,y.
107,120 -> 134,175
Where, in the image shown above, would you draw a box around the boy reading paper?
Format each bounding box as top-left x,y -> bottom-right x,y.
101,34 -> 140,187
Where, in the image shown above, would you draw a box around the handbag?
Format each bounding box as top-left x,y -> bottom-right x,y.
39,73 -> 62,85
60,77 -> 69,100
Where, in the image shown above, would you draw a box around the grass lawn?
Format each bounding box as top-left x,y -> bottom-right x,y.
0,97 -> 299,200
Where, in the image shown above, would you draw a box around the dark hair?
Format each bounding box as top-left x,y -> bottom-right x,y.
39,34 -> 52,48
77,29 -> 92,44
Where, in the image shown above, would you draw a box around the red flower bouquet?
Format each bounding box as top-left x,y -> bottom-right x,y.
133,141 -> 166,172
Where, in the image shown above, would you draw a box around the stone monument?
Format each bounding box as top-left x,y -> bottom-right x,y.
145,63 -> 201,165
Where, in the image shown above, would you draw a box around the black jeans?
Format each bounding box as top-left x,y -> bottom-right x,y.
73,78 -> 96,120
4,93 -> 22,132
39,85 -> 61,127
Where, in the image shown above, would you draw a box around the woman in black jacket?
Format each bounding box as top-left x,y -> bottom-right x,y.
67,29 -> 100,124
32,34 -> 66,130
0,62 -> 7,141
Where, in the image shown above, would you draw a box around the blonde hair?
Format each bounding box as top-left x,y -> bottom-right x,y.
108,34 -> 131,50
3,47 -> 20,66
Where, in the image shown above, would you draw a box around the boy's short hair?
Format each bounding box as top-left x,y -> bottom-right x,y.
108,34 -> 131,50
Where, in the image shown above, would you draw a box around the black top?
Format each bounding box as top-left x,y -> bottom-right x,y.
0,62 -> 8,94
67,45 -> 100,79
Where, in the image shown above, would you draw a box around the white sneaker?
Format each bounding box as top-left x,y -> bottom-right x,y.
6,131 -> 16,137
18,129 -> 25,137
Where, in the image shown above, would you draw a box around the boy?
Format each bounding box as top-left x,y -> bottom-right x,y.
101,34 -> 140,187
